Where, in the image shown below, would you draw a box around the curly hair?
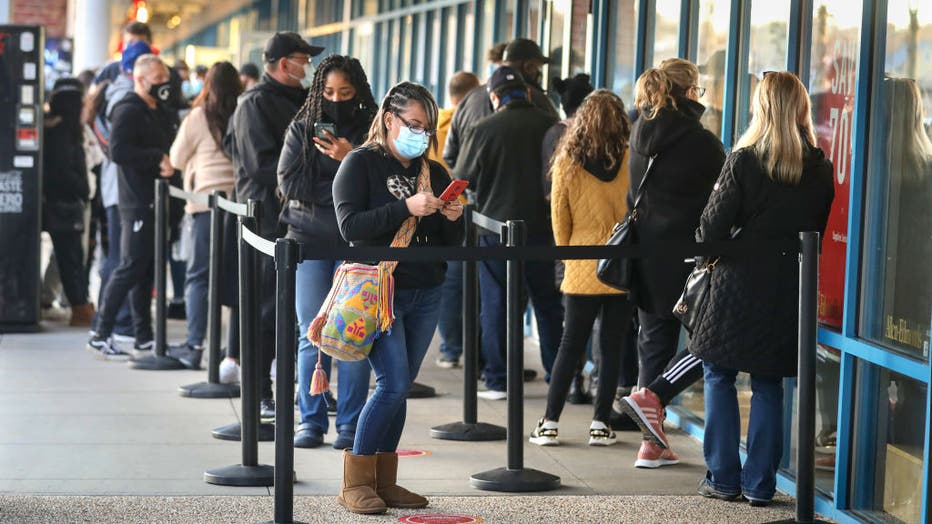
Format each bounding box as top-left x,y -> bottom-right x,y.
551,89 -> 631,179
293,54 -> 378,150
634,58 -> 699,120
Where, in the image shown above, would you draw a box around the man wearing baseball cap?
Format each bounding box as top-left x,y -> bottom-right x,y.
223,32 -> 322,418
443,38 -> 558,170
453,66 -> 564,400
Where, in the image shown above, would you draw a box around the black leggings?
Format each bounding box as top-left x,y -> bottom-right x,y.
545,294 -> 635,424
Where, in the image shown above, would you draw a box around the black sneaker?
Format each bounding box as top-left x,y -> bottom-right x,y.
167,300 -> 186,320
567,372 -> 592,405
133,340 -> 154,359
260,398 -> 276,420
697,477 -> 742,501
167,343 -> 203,370
87,336 -> 131,361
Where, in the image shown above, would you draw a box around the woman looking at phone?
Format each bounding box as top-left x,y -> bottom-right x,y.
278,55 -> 378,451
331,82 -> 463,514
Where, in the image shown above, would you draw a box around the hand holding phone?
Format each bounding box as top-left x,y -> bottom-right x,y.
439,180 -> 469,202
314,122 -> 336,143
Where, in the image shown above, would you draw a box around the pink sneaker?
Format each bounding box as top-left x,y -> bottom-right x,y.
634,439 -> 680,468
620,387 -> 669,448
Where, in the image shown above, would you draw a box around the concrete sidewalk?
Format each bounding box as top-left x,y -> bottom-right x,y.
0,320 -> 827,522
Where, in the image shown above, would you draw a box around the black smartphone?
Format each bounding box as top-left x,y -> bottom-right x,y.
314,122 -> 336,143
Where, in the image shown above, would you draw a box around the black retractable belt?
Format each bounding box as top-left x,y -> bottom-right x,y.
431,206 -> 506,441
179,190 -> 241,398
130,179 -> 185,371
470,220 -> 561,492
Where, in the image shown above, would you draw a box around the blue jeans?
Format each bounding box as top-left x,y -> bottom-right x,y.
478,234 -> 563,390
438,260 -> 463,360
353,286 -> 442,455
184,212 -> 210,347
94,205 -> 132,334
703,362 -> 784,500
296,259 -> 370,435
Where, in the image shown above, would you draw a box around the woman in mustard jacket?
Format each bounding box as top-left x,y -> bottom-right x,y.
529,90 -> 637,447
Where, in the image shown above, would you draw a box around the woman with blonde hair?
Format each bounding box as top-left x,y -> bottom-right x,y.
689,71 -> 834,506
619,58 -> 725,468
529,89 -> 636,447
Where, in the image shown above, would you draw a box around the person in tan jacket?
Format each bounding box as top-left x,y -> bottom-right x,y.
529,90 -> 637,447
167,62 -> 241,368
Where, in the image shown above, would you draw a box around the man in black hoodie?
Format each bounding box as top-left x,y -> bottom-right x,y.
453,67 -> 563,398
87,54 -> 176,359
224,32 -> 323,418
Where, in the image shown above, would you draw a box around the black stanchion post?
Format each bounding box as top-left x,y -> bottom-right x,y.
179,190 -> 240,398
769,231 -> 827,524
431,205 -> 506,441
470,220 -> 560,492
130,179 -> 184,370
262,239 -> 301,524
204,207 -> 274,487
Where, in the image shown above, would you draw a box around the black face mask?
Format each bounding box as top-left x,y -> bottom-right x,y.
148,81 -> 173,104
322,99 -> 357,126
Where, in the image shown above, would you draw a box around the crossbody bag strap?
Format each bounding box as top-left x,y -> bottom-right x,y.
380,158 -> 432,275
630,154 -> 657,212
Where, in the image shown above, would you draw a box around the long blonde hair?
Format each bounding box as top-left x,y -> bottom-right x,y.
552,89 -> 631,178
634,58 -> 699,119
735,71 -> 816,185
884,77 -> 932,182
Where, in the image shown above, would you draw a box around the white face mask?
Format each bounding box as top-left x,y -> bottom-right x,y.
287,59 -> 314,88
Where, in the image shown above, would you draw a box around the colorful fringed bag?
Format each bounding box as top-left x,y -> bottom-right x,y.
306,159 -> 431,396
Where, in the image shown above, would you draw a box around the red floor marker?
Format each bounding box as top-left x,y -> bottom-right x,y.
396,448 -> 431,457
398,514 -> 483,524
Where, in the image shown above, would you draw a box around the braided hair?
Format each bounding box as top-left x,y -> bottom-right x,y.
364,81 -> 439,157
293,54 -> 378,158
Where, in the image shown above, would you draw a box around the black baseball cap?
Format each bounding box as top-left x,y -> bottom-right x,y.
263,32 -> 324,63
487,66 -> 527,95
502,38 -> 550,64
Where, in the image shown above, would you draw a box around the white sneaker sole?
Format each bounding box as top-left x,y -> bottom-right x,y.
588,437 -> 617,446
132,349 -> 152,359
96,351 -> 131,362
529,436 -> 559,446
621,397 -> 669,449
477,391 -> 507,400
635,457 -> 680,468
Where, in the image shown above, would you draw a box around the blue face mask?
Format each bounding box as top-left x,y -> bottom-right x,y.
393,124 -> 429,160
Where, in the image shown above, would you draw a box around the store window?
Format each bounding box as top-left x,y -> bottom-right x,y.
696,0 -> 730,139
567,0 -> 590,76
851,365 -> 927,524
350,24 -> 375,80
736,0 -> 791,135
653,0 -> 680,67
544,0 -> 567,97
308,1 -> 343,27
808,0 -> 860,330
354,0 -> 378,17
608,0 -> 638,106
858,2 -> 932,360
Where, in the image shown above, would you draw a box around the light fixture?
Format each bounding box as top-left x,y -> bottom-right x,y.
167,15 -> 181,29
135,1 -> 150,23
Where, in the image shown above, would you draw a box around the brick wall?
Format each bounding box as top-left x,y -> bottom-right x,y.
11,0 -> 68,38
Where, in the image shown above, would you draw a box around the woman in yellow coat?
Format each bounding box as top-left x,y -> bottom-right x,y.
529,90 -> 637,447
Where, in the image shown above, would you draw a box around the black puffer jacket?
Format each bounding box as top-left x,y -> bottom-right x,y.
277,110 -> 371,248
688,146 -> 834,377
627,98 -> 725,313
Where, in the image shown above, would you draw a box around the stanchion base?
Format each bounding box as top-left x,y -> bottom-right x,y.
764,519 -> 831,523
258,521 -> 307,524
430,421 -> 507,441
212,421 -> 275,441
178,381 -> 241,398
470,467 -> 561,492
407,382 -> 436,398
128,354 -> 186,370
203,464 -> 273,486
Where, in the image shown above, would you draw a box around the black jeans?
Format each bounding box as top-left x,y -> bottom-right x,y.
48,229 -> 89,306
96,209 -> 155,342
636,308 -> 682,389
545,294 -> 635,424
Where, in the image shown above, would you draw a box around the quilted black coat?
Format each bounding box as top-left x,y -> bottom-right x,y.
627,98 -> 725,314
688,146 -> 834,377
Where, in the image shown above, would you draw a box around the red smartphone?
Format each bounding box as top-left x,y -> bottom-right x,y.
439,180 -> 468,202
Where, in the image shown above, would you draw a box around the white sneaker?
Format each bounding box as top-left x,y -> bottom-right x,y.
588,420 -> 617,446
477,389 -> 507,400
529,418 -> 559,446
219,358 -> 241,384
113,333 -> 135,344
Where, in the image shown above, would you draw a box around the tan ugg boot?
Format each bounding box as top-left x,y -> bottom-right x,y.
337,451 -> 386,514
69,303 -> 95,327
376,451 -> 428,508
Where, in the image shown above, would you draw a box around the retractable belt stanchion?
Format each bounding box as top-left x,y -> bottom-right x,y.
261,238 -> 301,524
205,207 -> 274,487
768,232 -> 828,524
471,220 -> 561,492
431,206 -> 507,441
130,179 -> 185,370
179,190 -> 241,398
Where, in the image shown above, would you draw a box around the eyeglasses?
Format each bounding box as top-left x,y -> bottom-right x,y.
691,85 -> 707,97
394,112 -> 436,137
287,54 -> 312,64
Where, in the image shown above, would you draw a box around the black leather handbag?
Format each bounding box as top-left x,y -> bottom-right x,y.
596,155 -> 656,292
672,257 -> 718,333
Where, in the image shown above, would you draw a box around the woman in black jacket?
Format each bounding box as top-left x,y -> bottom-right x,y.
620,58 -> 725,466
690,71 -> 834,506
331,82 -> 463,514
43,78 -> 94,326
277,55 -> 378,451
